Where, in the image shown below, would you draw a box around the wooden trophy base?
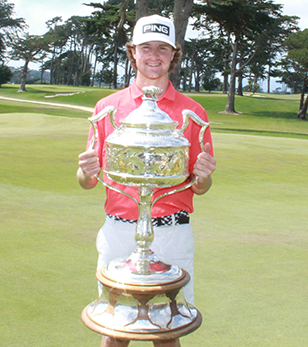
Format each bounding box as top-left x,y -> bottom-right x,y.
81,267 -> 202,341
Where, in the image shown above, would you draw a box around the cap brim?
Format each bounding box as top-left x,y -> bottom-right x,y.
132,34 -> 176,49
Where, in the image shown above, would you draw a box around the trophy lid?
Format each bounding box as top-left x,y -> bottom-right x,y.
120,86 -> 178,130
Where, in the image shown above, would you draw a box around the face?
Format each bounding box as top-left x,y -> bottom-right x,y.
131,41 -> 176,83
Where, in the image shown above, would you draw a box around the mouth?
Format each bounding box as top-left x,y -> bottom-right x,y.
147,62 -> 161,67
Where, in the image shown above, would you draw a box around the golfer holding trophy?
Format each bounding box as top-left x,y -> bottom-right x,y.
78,15 -> 216,347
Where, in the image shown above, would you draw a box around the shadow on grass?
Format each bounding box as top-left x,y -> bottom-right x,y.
213,128 -> 308,139
252,111 -> 300,119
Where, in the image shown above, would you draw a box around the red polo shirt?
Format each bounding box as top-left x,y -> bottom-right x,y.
87,80 -> 213,220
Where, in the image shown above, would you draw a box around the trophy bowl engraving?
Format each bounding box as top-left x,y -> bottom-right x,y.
104,141 -> 190,187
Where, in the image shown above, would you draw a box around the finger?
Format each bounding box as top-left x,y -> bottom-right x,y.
194,154 -> 216,176
80,161 -> 101,177
79,149 -> 98,160
203,142 -> 211,154
79,152 -> 99,168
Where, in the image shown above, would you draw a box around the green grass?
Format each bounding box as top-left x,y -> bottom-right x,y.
2,84 -> 307,138
1,85 -> 308,346
0,84 -> 115,108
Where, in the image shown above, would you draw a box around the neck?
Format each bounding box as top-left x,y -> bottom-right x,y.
135,75 -> 170,98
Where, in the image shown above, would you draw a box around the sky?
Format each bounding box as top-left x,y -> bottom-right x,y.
12,0 -> 308,37
12,0 -> 94,35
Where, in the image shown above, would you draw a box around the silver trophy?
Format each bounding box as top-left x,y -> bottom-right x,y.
82,86 -> 209,341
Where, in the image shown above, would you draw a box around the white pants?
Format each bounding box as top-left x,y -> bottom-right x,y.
96,215 -> 195,305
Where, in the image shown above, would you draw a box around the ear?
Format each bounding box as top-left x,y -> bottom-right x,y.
131,46 -> 137,60
171,49 -> 176,61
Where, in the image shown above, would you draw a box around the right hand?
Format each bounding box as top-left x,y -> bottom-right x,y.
78,149 -> 101,178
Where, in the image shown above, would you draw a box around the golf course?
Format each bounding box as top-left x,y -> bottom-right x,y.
1,84 -> 307,346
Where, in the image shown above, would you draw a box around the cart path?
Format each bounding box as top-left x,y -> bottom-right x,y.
0,95 -> 94,113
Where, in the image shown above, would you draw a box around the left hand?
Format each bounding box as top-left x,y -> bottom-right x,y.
192,142 -> 216,191
193,142 -> 216,182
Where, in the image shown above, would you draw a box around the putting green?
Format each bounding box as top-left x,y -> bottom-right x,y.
0,112 -> 89,135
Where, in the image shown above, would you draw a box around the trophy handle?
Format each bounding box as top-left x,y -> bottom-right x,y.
88,106 -> 118,148
153,110 -> 209,206
151,175 -> 198,206
180,109 -> 210,152
88,106 -> 139,206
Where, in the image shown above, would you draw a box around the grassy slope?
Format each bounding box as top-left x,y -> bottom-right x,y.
0,85 -> 307,346
1,84 -> 307,138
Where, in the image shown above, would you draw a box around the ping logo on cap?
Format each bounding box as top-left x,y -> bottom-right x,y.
142,23 -> 170,36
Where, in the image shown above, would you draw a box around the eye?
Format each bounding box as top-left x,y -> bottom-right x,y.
160,45 -> 170,52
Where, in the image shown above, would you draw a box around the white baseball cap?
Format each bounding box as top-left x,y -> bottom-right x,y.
132,15 -> 176,49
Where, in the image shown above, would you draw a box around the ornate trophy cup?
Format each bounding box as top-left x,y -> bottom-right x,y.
81,86 -> 209,341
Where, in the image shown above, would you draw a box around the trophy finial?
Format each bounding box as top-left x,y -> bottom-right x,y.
142,86 -> 162,100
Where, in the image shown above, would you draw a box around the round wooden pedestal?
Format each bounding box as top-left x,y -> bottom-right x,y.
81,268 -> 202,341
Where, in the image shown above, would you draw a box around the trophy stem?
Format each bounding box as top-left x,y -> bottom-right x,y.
135,186 -> 154,251
131,186 -> 156,275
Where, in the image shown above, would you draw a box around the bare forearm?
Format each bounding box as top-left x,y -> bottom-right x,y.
191,175 -> 212,195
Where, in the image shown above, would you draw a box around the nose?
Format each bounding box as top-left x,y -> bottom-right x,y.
149,47 -> 160,58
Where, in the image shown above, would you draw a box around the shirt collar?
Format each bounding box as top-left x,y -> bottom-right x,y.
160,81 -> 176,102
130,80 -> 143,100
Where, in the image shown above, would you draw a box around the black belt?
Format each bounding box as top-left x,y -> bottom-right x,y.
107,210 -> 190,226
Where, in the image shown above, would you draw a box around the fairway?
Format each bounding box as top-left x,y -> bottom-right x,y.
1,91 -> 308,346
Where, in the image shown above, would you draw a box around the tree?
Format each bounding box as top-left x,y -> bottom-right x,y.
284,29 -> 308,120
170,0 -> 194,89
0,0 -> 26,61
246,47 -> 267,93
179,39 -> 194,91
44,16 -> 64,84
0,63 -> 12,86
188,37 -> 218,92
90,37 -> 107,86
136,0 -> 148,19
96,68 -> 113,88
195,0 -> 296,114
202,76 -> 221,93
10,34 -> 49,92
274,58 -> 304,95
42,14 -> 97,86
250,14 -> 299,94
84,1 -> 135,88
63,15 -> 95,86
246,78 -> 261,93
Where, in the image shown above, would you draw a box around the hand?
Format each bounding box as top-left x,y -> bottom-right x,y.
191,142 -> 216,195
193,143 -> 216,182
78,149 -> 101,178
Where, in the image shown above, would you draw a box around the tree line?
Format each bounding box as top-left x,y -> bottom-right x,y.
0,0 -> 308,119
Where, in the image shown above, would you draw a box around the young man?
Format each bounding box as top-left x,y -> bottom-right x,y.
77,15 -> 216,347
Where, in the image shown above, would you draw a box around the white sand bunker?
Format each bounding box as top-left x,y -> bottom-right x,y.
44,91 -> 84,98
